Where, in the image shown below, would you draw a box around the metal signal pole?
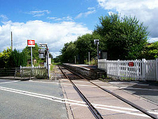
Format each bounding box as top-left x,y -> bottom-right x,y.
39,43 -> 50,79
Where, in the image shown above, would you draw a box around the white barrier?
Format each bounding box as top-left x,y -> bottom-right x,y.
98,58 -> 158,81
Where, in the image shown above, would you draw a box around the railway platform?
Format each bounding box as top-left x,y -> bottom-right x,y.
63,63 -> 106,79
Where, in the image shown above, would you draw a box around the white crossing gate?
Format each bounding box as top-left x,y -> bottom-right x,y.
98,58 -> 158,81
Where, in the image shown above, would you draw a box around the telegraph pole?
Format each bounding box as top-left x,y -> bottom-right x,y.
11,31 -> 13,50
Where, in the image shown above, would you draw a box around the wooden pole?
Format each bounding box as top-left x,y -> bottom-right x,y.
11,31 -> 13,50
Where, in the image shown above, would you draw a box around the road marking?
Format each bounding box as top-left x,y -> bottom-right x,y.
0,86 -> 154,117
93,104 -> 137,111
148,111 -> 158,115
0,81 -> 19,84
29,80 -> 60,84
30,80 -> 97,88
29,80 -> 158,92
95,106 -> 149,117
0,86 -> 86,104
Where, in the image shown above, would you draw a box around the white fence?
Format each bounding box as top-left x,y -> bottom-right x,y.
98,58 -> 158,81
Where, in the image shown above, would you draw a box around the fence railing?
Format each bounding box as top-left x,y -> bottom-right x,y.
20,66 -> 47,78
0,68 -> 19,76
98,58 -> 158,81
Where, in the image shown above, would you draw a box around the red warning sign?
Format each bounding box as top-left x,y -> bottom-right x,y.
27,40 -> 35,47
128,62 -> 134,67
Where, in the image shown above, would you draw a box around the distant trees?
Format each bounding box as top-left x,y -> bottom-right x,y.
0,43 -> 51,68
61,33 -> 102,63
60,14 -> 150,63
0,48 -> 12,68
0,48 -> 27,68
141,41 -> 158,59
74,33 -> 102,63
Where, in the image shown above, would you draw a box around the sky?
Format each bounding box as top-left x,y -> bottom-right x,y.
0,0 -> 158,58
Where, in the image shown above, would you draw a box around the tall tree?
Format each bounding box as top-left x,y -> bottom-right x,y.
96,14 -> 148,60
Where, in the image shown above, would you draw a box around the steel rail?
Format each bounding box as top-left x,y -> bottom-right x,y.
58,65 -> 103,119
63,65 -> 157,119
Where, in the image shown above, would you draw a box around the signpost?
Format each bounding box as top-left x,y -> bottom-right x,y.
27,40 -> 35,68
27,40 -> 35,47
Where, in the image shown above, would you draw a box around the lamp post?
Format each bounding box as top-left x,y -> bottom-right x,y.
94,39 -> 99,60
74,56 -> 76,64
88,52 -> 90,65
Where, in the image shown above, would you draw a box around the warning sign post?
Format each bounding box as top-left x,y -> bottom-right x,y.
27,40 -> 35,68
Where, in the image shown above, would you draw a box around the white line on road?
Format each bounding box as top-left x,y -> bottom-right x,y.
0,86 -> 154,118
0,81 -> 19,84
30,80 -> 97,88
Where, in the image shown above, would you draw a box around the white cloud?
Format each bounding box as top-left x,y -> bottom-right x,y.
0,15 -> 8,21
97,0 -> 158,42
28,10 -> 50,17
75,7 -> 96,19
47,16 -> 73,21
51,52 -> 61,58
0,20 -> 92,57
75,13 -> 83,19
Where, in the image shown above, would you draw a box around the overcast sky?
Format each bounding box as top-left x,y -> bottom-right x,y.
0,0 -> 158,57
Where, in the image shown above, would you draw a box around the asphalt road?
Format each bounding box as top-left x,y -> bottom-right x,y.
109,81 -> 158,105
0,79 -> 68,119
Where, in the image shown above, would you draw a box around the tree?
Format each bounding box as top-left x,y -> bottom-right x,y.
95,14 -> 148,60
61,42 -> 77,63
60,33 -> 103,64
0,48 -> 12,67
20,50 -> 27,66
75,33 -> 102,63
53,55 -> 61,63
8,49 -> 28,67
22,43 -> 43,66
0,48 -> 28,68
141,42 -> 158,59
9,49 -> 20,67
65,43 -> 77,63
75,34 -> 92,63
60,14 -> 149,63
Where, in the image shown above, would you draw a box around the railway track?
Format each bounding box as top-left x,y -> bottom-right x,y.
59,65 -> 103,119
59,65 -> 157,119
